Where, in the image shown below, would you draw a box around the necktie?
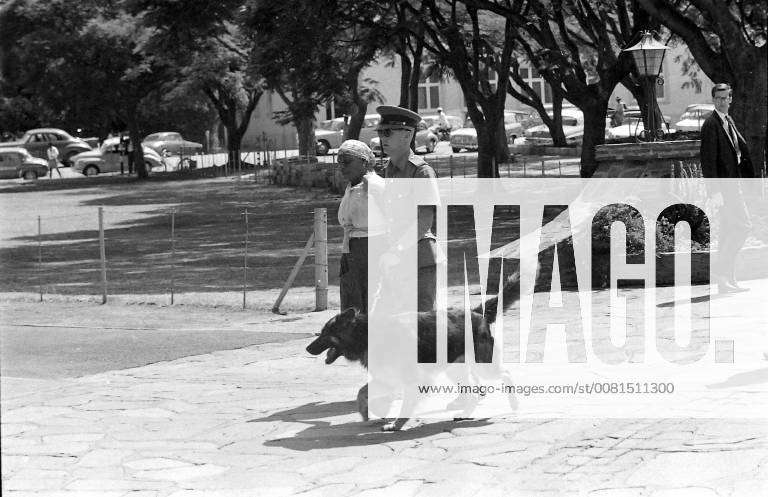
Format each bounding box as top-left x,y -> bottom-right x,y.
726,116 -> 741,163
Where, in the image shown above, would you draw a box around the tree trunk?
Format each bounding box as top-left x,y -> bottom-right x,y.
226,124 -> 242,170
345,89 -> 368,141
475,113 -> 502,178
495,117 -> 510,164
731,50 -> 767,177
545,98 -> 567,147
295,116 -> 316,157
128,122 -> 147,179
579,99 -> 609,177
407,42 -> 424,112
398,49 -> 411,108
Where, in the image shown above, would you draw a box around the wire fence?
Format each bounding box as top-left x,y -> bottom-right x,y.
2,203 -> 344,309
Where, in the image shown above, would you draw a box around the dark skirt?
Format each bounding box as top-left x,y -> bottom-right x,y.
340,237 -> 368,313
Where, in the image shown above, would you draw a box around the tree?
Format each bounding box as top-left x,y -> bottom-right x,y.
415,1 -> 516,177
469,0 -> 657,176
638,0 -> 767,174
0,0 -> 175,178
131,0 -> 263,170
243,0 -> 350,157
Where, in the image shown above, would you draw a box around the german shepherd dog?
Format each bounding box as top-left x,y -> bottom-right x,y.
306,272 -> 522,431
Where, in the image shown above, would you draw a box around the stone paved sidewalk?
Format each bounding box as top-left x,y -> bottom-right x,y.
2,289 -> 768,497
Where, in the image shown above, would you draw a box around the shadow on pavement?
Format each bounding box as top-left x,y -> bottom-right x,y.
250,401 -> 491,450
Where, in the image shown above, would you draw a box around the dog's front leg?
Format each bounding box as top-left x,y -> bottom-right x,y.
381,388 -> 419,431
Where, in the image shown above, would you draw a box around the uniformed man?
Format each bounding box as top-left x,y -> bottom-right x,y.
376,105 -> 439,312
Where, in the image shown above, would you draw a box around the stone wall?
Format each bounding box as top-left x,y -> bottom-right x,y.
593,140 -> 701,178
271,156 -> 345,193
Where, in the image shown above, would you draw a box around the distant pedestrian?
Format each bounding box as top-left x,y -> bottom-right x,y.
46,142 -> 61,178
126,138 -> 135,174
611,96 -> 626,127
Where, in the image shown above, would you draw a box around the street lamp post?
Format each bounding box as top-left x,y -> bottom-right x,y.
623,31 -> 670,142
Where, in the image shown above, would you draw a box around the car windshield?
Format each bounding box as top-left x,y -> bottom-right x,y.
318,120 -> 344,132
562,117 -> 579,127
679,110 -> 712,120
146,133 -> 181,141
463,118 -> 475,129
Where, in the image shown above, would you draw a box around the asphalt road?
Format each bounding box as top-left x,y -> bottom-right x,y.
0,324 -> 312,379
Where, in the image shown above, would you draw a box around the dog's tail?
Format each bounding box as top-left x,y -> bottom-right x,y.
473,270 -> 521,324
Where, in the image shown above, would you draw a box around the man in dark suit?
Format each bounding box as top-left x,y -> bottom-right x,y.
700,83 -> 754,293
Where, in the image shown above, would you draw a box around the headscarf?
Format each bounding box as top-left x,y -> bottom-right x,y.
338,139 -> 375,168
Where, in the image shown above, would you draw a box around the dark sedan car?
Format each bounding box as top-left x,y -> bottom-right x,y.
0,128 -> 92,165
0,147 -> 49,180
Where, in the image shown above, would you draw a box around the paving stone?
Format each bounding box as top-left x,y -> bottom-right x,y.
356,480 -> 423,497
648,488 -> 719,497
65,478 -> 171,491
76,449 -> 133,467
41,433 -> 104,443
133,463 -> 229,481
3,477 -> 69,491
123,457 -> 193,470
297,456 -> 364,478
1,423 -> 38,436
587,488 -> 646,496
634,449 -> 767,488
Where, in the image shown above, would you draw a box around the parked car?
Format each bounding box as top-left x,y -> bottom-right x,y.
142,132 -> 203,155
370,119 -> 440,156
0,128 -> 92,166
450,110 -> 530,153
0,147 -> 49,180
313,114 -> 382,155
71,137 -> 164,176
607,107 -> 675,139
314,118 -> 345,155
674,103 -> 714,132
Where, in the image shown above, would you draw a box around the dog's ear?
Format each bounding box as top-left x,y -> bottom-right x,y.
340,307 -> 358,320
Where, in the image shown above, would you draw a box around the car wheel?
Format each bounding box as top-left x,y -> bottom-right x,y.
316,140 -> 330,156
83,165 -> 99,176
452,147 -> 462,153
21,170 -> 37,180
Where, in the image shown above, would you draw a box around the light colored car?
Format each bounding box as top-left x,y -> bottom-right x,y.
0,147 -> 49,180
71,137 -> 164,176
0,128 -> 92,165
523,108 -> 611,145
674,104 -> 714,132
370,119 -> 440,156
607,108 -> 675,139
313,114 -> 381,155
314,118 -> 345,155
449,110 -> 529,153
142,132 -> 203,155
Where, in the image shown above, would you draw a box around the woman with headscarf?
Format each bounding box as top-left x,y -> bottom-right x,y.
336,139 -> 385,313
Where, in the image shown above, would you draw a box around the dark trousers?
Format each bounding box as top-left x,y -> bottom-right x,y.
716,183 -> 751,281
340,238 -> 368,313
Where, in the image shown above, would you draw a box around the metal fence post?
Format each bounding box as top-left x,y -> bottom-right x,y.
243,208 -> 249,309
170,209 -> 176,305
98,207 -> 107,304
37,215 -> 43,302
541,160 -> 545,177
314,208 -> 328,311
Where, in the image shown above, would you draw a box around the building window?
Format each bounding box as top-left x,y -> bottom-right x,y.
517,65 -> 553,105
418,71 -> 441,111
480,67 -> 498,93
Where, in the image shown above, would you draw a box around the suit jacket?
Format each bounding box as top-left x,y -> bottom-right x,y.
700,111 -> 754,178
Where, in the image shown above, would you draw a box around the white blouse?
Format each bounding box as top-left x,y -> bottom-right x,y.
338,172 -> 386,253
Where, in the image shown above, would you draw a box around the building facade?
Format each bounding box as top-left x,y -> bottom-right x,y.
240,43 -> 712,150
